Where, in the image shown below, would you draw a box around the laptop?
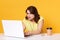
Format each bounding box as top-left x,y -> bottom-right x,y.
2,20 -> 25,38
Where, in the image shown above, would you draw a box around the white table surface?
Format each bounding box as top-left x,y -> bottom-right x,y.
0,33 -> 60,40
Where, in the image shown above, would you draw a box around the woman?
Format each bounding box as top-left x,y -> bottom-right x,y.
22,6 -> 44,36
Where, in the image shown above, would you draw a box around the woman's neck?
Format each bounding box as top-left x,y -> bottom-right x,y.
30,19 -> 35,22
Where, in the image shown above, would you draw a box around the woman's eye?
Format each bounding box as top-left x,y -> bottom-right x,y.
31,14 -> 33,15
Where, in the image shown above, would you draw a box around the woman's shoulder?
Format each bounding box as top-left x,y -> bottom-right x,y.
23,18 -> 26,21
22,18 -> 29,23
38,16 -> 44,23
40,16 -> 44,20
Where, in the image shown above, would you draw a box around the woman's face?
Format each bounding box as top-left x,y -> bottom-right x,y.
26,10 -> 35,21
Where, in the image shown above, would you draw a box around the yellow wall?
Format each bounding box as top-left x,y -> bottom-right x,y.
0,0 -> 60,33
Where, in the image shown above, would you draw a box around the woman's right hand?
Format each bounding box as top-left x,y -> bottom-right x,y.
24,31 -> 32,36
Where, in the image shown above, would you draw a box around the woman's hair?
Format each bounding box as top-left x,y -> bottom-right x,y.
25,6 -> 40,23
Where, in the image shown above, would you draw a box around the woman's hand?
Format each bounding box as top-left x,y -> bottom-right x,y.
24,30 -> 41,36
24,31 -> 32,36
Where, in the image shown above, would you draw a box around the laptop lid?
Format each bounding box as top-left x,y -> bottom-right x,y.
2,20 -> 24,38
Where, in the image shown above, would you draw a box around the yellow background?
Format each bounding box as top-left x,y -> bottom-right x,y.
0,0 -> 60,33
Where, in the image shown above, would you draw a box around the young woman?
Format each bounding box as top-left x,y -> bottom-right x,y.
22,6 -> 44,36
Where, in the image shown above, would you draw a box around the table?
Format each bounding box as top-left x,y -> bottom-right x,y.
0,33 -> 60,40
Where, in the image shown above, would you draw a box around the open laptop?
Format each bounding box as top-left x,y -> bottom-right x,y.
2,20 -> 25,38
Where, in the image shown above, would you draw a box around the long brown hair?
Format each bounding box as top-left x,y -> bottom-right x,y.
25,6 -> 40,23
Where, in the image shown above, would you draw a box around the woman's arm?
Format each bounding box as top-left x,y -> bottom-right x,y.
22,22 -> 26,30
22,18 -> 44,35
31,19 -> 44,35
22,22 -> 31,36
